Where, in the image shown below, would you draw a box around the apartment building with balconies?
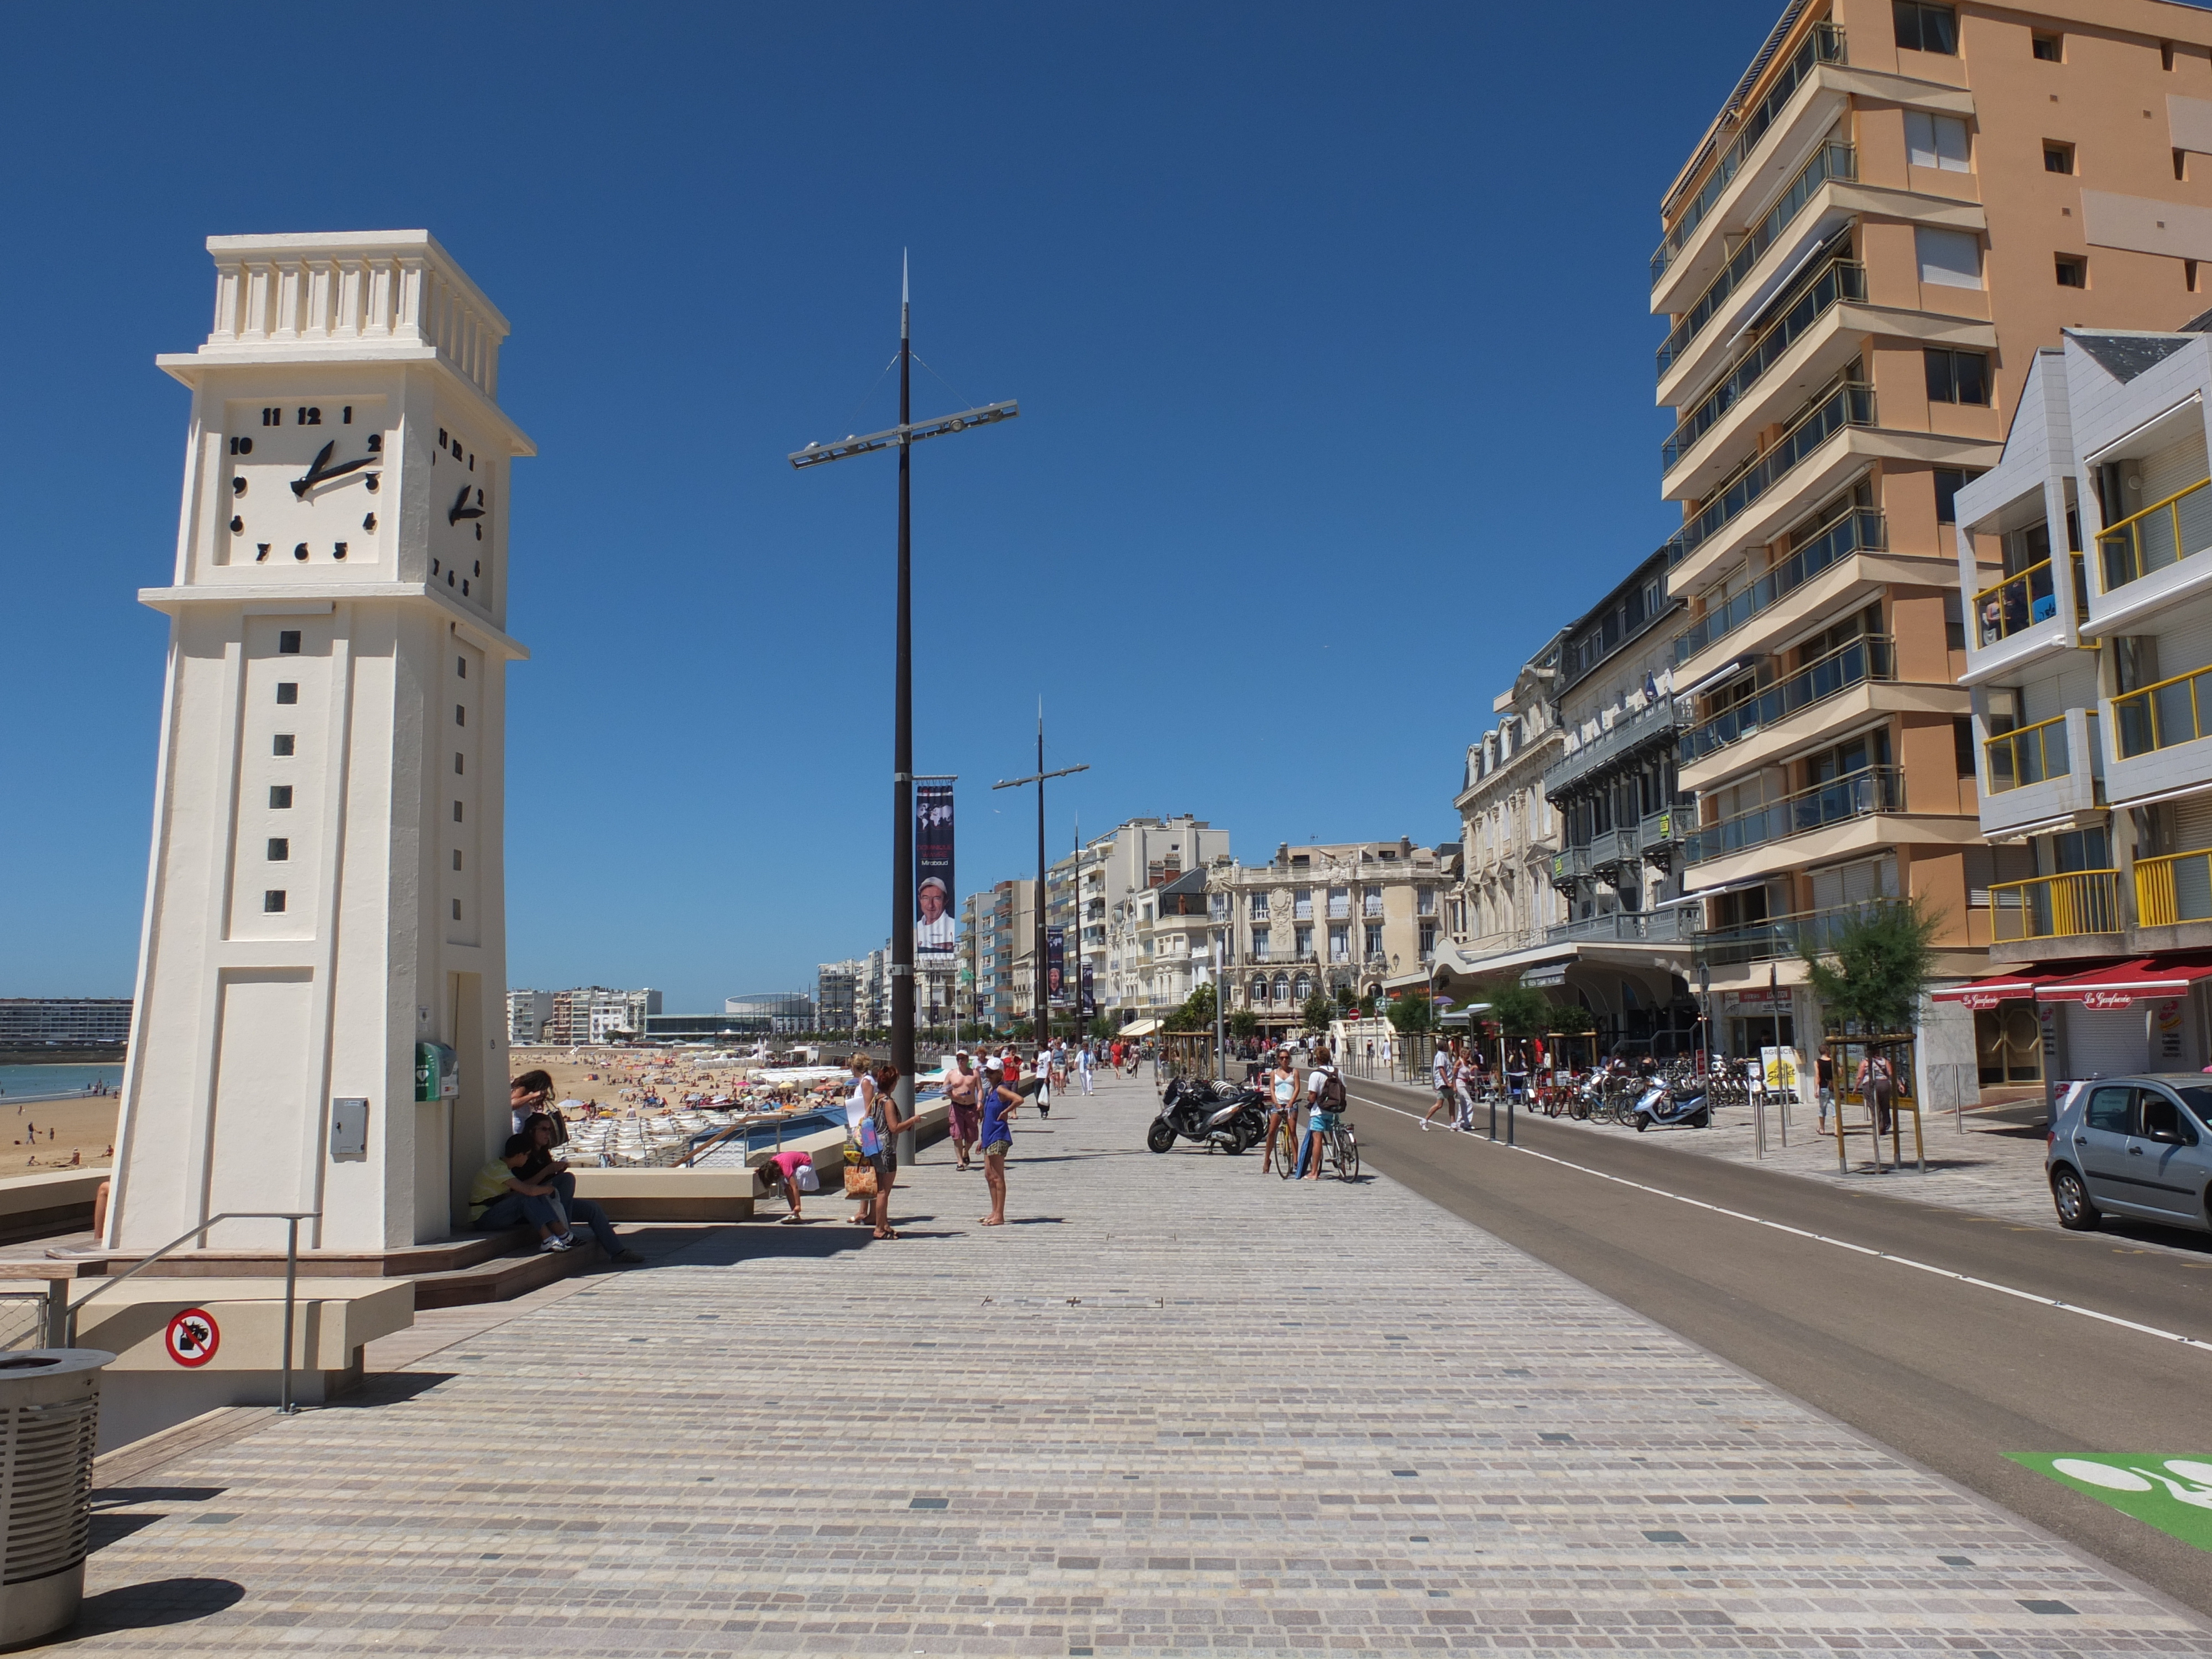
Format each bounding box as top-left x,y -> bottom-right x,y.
1213,840 -> 1454,1036
1660,0 -> 2212,1071
1948,322 -> 2212,1086
1091,816 -> 1232,1024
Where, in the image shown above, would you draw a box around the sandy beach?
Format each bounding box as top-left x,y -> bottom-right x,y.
0,1091 -> 118,1175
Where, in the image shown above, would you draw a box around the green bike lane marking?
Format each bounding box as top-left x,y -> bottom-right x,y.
2011,1455 -> 2212,1550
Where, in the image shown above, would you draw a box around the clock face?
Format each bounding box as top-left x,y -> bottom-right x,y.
221,398 -> 387,568
429,417 -> 492,606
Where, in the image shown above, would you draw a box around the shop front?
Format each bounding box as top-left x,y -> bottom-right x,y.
1932,955 -> 2212,1111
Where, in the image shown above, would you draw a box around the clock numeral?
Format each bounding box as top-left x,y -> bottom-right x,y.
362,513 -> 377,532
228,435 -> 254,456
431,560 -> 440,576
472,561 -> 480,576
293,543 -> 309,562
364,473 -> 379,493
366,433 -> 382,453
476,524 -> 483,540
341,406 -> 352,425
231,477 -> 247,496
255,544 -> 272,563
229,516 -> 243,534
261,408 -> 281,427
467,452 -> 474,472
298,406 -> 322,426
332,542 -> 348,561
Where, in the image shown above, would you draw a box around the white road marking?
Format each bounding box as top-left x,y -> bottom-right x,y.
1348,1086 -> 2212,1359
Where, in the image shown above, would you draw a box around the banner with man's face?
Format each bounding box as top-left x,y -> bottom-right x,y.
1081,961 -> 1095,1018
1047,927 -> 1068,1006
916,780 -> 955,957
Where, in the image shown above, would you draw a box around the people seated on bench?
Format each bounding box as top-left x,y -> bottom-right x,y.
470,1117 -> 644,1263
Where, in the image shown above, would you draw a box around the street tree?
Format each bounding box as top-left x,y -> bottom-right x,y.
1386,991 -> 1432,1034
1227,1009 -> 1260,1040
1800,899 -> 1939,1037
1301,993 -> 1334,1033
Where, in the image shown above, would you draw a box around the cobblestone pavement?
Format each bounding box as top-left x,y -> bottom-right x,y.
72,1074 -> 2204,1656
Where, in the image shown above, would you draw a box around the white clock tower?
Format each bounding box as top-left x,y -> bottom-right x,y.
110,231 -> 532,1254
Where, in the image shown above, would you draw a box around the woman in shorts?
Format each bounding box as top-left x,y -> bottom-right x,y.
863,1061 -> 918,1240
757,1147 -> 815,1224
978,1061 -> 1024,1226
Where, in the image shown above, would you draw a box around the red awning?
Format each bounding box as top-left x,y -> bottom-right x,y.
1929,970 -> 2046,1009
2032,954 -> 2212,1008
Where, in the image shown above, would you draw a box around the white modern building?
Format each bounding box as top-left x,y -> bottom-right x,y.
113,231 -> 531,1252
0,999 -> 134,1046
505,989 -> 554,1046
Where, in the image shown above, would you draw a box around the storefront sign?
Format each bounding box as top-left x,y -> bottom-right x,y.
1720,988 -> 1794,1014
2081,990 -> 2136,1011
1959,992 -> 2007,1011
2156,997 -> 2185,1064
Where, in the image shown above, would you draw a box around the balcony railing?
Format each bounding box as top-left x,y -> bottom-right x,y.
1541,697 -> 1677,796
1985,713 -> 2086,794
1678,633 -> 1893,765
1548,907 -> 1700,946
1638,806 -> 1691,854
1684,765 -> 1905,865
2138,848 -> 2212,928
1673,505 -> 1884,666
1663,255 -> 1864,471
1678,382 -> 1874,561
2115,664 -> 2212,758
1657,141 -> 1857,376
1652,23 -> 1848,287
1975,555 -> 2088,646
1694,898 -> 1897,967
1588,827 -> 1638,871
1550,846 -> 1592,888
1991,870 -> 2121,942
2099,476 -> 2212,592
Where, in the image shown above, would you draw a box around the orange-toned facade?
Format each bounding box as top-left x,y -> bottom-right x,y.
1656,0 -> 2212,1078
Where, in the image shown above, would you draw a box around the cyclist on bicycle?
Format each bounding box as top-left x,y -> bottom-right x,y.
1261,1048 -> 1300,1176
1302,1043 -> 1348,1181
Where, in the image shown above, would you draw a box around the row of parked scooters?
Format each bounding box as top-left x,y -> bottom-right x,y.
1146,1074 -> 1272,1154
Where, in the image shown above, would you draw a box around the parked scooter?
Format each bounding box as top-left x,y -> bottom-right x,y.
1147,1076 -> 1266,1154
1624,1076 -> 1711,1132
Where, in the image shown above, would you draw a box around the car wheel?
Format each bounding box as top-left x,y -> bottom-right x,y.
2052,1165 -> 2100,1231
1145,1121 -> 1176,1154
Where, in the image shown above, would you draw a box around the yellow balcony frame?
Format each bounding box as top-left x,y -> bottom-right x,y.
2136,846 -> 2212,928
1990,870 -> 2121,941
2113,664 -> 2212,757
1983,713 -> 2070,794
2099,476 -> 2212,591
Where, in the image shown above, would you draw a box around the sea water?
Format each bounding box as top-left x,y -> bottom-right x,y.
0,1064 -> 124,1101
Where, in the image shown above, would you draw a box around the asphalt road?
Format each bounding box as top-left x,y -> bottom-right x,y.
1342,1073 -> 2212,1622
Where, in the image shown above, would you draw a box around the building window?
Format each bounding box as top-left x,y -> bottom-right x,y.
2032,30 -> 2062,61
453,849 -> 463,870
1292,973 -> 1313,1001
1295,925 -> 1313,957
1925,348 -> 1989,405
275,682 -> 298,705
1417,886 -> 1436,916
1251,926 -> 1270,959
1293,890 -> 1313,920
1905,111 -> 1970,172
278,630 -> 301,654
453,801 -> 464,822
1250,977 -> 1268,1005
1327,886 -> 1349,919
1362,889 -> 1383,917
457,656 -> 467,678
1273,974 -> 1290,1004
2056,255 -> 2088,288
452,899 -> 462,920
269,785 -> 293,808
1934,468 -> 1976,524
1329,924 -> 1350,962
273,734 -> 294,756
263,890 -> 286,913
2043,140 -> 2075,175
267,838 -> 289,860
1955,716 -> 1976,777
1419,921 -> 1437,959
455,752 -> 465,775
455,704 -> 466,727
1916,227 -> 1983,290
1249,892 -> 1269,919
1364,924 -> 1383,958
1892,2 -> 1957,54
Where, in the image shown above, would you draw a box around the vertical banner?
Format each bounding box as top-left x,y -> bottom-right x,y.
1047,927 -> 1069,1006
1081,961 -> 1095,1018
915,780 -> 956,958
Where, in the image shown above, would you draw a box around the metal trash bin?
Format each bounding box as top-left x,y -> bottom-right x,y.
0,1350 -> 112,1646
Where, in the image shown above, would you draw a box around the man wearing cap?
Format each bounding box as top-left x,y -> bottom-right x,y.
915,878 -> 957,951
945,1049 -> 982,1172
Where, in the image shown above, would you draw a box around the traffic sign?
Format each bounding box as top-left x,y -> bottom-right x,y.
164,1307 -> 220,1368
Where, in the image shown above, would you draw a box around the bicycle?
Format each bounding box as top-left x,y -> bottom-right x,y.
1323,1118 -> 1360,1181
1271,1112 -> 1301,1180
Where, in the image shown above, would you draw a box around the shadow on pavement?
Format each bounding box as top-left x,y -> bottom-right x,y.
46,1578 -> 246,1645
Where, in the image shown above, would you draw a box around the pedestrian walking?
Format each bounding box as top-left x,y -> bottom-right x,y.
1455,1045 -> 1480,1131
978,1059 -> 1025,1227
1856,1049 -> 1897,1136
1422,1040 -> 1457,1131
1078,1042 -> 1094,1095
945,1050 -> 981,1171
844,1053 -> 877,1225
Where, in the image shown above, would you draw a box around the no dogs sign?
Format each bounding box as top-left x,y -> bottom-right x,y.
164,1307 -> 220,1368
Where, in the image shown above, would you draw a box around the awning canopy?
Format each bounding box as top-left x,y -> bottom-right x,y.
1928,969 -> 2052,1008
2032,955 -> 2212,1007
1118,1018 -> 1162,1038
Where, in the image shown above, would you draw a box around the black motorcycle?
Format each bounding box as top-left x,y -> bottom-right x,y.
1147,1076 -> 1266,1155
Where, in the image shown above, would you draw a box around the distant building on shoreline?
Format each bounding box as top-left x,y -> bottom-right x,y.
0,999 -> 133,1047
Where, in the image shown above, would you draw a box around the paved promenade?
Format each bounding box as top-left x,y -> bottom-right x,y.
72,1074 -> 2201,1655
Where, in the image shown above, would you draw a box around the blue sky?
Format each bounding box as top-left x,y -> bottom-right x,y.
3,0 -> 1819,1010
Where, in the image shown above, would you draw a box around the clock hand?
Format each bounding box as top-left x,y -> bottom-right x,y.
447,483 -> 486,525
290,441 -> 337,498
311,453 -> 380,484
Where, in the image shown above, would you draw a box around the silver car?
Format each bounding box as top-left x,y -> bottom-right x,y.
2047,1073 -> 2212,1233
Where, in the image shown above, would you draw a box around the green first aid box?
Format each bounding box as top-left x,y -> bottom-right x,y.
414,1042 -> 458,1103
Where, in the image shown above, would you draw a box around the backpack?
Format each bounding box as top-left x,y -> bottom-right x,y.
1316,1068 -> 1348,1112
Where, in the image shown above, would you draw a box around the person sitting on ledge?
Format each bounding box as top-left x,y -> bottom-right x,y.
515,1112 -> 644,1263
468,1140 -> 568,1254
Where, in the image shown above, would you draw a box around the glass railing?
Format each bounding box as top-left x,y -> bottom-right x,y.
1991,870 -> 2121,942
1974,554 -> 2088,645
1663,257 -> 1864,471
2098,476 -> 2212,591
1678,634 -> 1893,765
1673,507 -> 1883,666
1657,142 -> 1857,376
1678,383 -> 1874,560
1694,898 -> 1896,967
1683,765 -> 1904,864
1983,714 -> 2077,794
2137,846 -> 2212,928
1652,23 -> 1848,287
2114,664 -> 2212,757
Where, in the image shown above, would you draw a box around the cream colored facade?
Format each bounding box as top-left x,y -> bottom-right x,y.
1439,645 -> 1566,991
1215,841 -> 1454,1030
1658,0 -> 2212,1067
